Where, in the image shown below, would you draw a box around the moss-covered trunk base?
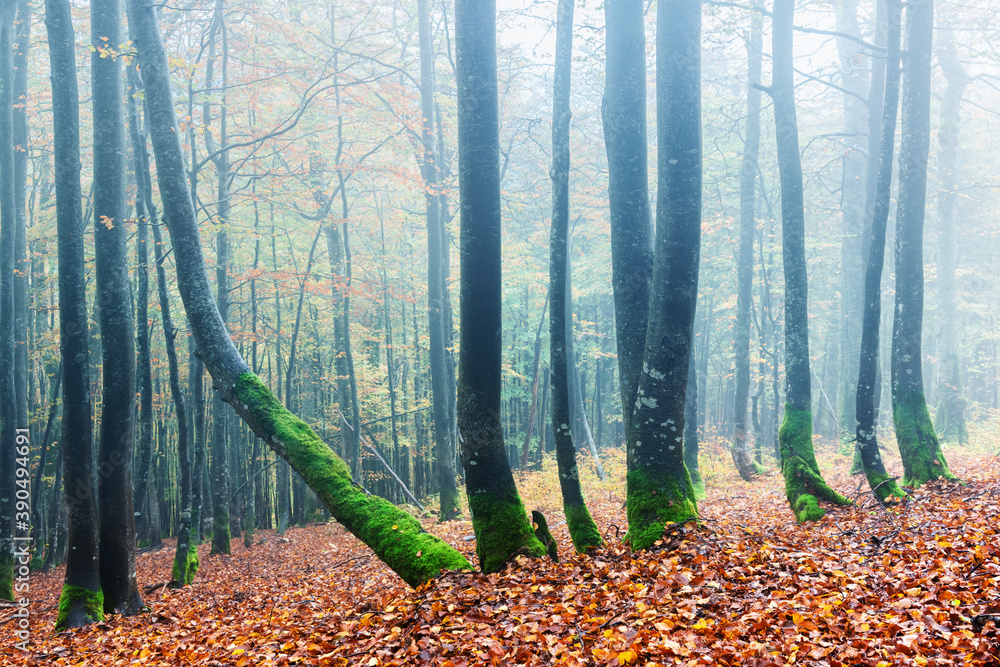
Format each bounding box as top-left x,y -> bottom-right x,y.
234,373 -> 472,586
625,468 -> 698,551
468,491 -> 547,574
563,502 -> 601,553
779,404 -> 850,522
893,389 -> 958,488
0,553 -> 13,600
55,584 -> 104,630
438,484 -> 462,523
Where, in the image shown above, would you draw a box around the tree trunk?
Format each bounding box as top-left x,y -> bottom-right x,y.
548,0 -> 600,553
771,0 -> 848,522
454,0 -> 545,573
0,0 -> 17,602
854,0 -> 906,501
417,0 -> 460,522
126,0 -> 471,587
731,0 -> 764,481
891,0 -> 956,486
933,26 -> 969,446
47,0 -> 103,626
624,0 -> 701,550
684,351 -> 704,498
834,0 -> 870,445
603,0 -> 652,447
93,0 -> 143,615
521,292 -> 548,469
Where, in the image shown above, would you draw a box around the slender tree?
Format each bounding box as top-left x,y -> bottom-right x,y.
854,0 -> 906,501
933,26 -> 969,445
548,0 -> 600,552
624,0 -> 702,550
891,0 -> 957,486
0,0 -> 17,602
126,0 -> 471,587
771,0 -> 849,522
93,0 -> 143,613
47,0 -> 102,627
418,0 -> 460,521
731,0 -> 765,481
455,0 -> 546,572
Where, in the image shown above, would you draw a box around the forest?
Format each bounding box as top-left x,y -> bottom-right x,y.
1,0 -> 1000,663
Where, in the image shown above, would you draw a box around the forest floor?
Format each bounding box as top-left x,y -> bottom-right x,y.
2,437 -> 1000,666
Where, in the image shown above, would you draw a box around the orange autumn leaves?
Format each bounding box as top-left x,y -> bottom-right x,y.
3,448 -> 999,666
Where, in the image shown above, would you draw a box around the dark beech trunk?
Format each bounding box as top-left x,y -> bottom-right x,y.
548,0 -> 600,553
771,0 -> 848,522
624,0 -> 701,551
46,0 -> 102,626
890,0 -> 956,486
602,0 -> 652,446
854,0 -> 906,501
455,0 -> 545,573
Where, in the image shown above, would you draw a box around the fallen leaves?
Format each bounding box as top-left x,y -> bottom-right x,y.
2,448 -> 999,666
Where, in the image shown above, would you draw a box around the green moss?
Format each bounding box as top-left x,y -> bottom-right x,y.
688,467 -> 706,501
55,584 -> 104,630
892,389 -> 958,488
531,510 -> 559,561
562,503 -> 601,553
792,493 -> 824,522
439,484 -> 462,522
779,404 -> 850,523
625,466 -> 698,551
863,469 -> 907,503
233,372 -> 472,586
468,491 -> 546,573
0,553 -> 13,600
186,542 -> 199,584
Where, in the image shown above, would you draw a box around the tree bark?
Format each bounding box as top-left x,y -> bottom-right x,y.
891,0 -> 956,486
126,0 -> 471,587
933,26 -> 969,446
603,0 -> 652,447
731,0 -> 764,481
771,0 -> 849,522
48,0 -> 103,624
92,0 -> 143,615
0,0 -> 17,602
854,0 -> 906,501
624,0 -> 701,550
549,0 -> 600,553
455,0 -> 545,573
417,0 -> 460,521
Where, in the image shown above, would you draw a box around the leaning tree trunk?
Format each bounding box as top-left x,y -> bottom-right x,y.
933,26 -> 969,446
126,0 -> 471,588
854,0 -> 906,502
624,0 -> 701,551
602,0 -> 652,447
771,0 -> 849,522
93,0 -> 143,615
891,0 -> 957,486
46,0 -> 103,627
731,0 -> 764,481
454,0 -> 546,573
548,0 -> 600,553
